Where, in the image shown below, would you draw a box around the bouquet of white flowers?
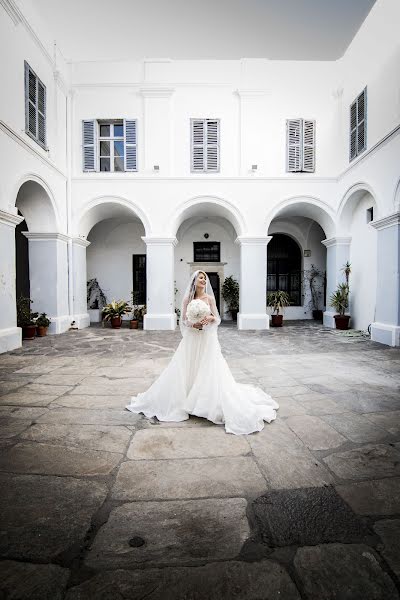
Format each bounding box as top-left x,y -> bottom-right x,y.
186,299 -> 209,329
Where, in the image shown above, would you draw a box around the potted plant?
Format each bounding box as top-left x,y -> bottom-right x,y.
221,275 -> 239,321
304,265 -> 326,320
87,278 -> 107,323
16,296 -> 39,340
267,290 -> 291,327
36,313 -> 51,336
102,300 -> 131,329
130,291 -> 140,329
138,305 -> 147,327
330,262 -> 351,330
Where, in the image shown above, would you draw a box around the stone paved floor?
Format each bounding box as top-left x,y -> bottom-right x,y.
0,321 -> 400,599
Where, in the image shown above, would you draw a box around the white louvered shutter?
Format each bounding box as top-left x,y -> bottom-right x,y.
25,63 -> 37,138
286,119 -> 302,172
191,119 -> 205,172
82,120 -> 97,172
350,100 -> 357,161
302,120 -> 315,172
357,89 -> 366,155
206,119 -> 219,172
37,80 -> 46,146
124,119 -> 137,171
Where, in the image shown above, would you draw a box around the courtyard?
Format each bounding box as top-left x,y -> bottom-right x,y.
0,322 -> 399,598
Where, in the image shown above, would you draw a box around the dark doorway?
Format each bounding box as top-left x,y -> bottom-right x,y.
206,272 -> 220,313
15,214 -> 30,300
132,254 -> 146,304
267,234 -> 302,305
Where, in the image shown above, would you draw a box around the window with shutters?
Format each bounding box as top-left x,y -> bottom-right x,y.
349,87 -> 367,161
82,119 -> 137,172
191,118 -> 220,173
286,119 -> 315,173
193,242 -> 221,262
24,61 -> 47,149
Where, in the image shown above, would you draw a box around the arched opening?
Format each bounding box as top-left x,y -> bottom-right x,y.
267,234 -> 302,305
15,212 -> 30,300
173,199 -> 244,322
77,199 -> 149,323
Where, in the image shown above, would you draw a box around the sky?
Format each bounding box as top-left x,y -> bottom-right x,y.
27,0 -> 377,62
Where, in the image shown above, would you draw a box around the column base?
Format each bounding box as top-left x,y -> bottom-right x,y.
370,322 -> 400,347
237,313 -> 270,330
72,313 -> 91,329
0,327 -> 22,353
323,311 -> 336,328
144,313 -> 177,330
48,315 -> 73,334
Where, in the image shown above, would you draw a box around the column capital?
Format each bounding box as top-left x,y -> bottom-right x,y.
72,237 -> 91,247
0,209 -> 24,228
321,236 -> 352,248
23,232 -> 70,243
235,236 -> 273,246
370,212 -> 400,231
142,236 -> 178,246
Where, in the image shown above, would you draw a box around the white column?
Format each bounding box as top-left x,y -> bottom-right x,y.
321,237 -> 351,328
72,238 -> 91,329
370,213 -> 400,347
0,210 -> 24,353
23,233 -> 71,334
236,236 -> 271,330
142,237 -> 177,330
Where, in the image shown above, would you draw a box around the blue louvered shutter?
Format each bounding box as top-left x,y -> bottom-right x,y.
124,119 -> 137,171
82,120 -> 96,172
302,119 -> 315,172
206,119 -> 219,172
349,88 -> 367,161
350,101 -> 357,161
286,119 -> 302,172
191,119 -> 205,172
25,61 -> 46,148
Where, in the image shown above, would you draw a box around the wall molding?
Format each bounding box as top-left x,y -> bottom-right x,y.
0,209 -> 24,228
370,212 -> 400,231
321,236 -> 352,248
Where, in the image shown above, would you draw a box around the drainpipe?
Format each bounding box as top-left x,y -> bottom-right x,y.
66,88 -> 74,322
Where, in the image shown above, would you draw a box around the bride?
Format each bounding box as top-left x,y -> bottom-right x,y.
125,270 -> 279,435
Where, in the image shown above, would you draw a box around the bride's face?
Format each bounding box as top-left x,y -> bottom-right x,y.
196,272 -> 206,292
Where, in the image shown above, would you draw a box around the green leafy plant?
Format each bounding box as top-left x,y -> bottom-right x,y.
130,291 -> 140,320
36,313 -> 51,327
102,300 -> 131,321
221,276 -> 239,311
267,290 -> 291,315
16,296 -> 38,327
330,262 -> 351,316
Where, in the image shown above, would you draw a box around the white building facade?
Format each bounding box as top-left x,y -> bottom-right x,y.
1,0 -> 399,352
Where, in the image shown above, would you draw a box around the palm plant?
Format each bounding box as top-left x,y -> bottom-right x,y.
267,290 -> 291,315
102,300 -> 131,321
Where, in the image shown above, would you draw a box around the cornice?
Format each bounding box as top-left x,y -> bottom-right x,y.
142,236 -> 178,246
0,0 -> 22,24
72,237 -> 91,247
23,232 -> 70,242
0,209 -> 24,228
235,89 -> 270,98
321,237 -> 352,248
235,236 -> 273,246
139,87 -> 175,98
370,212 -> 400,231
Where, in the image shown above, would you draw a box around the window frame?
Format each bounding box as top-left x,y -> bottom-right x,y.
190,118 -> 220,173
24,61 -> 47,151
98,120 -> 125,173
193,241 -> 221,262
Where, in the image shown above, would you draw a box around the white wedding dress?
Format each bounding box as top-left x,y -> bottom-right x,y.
125,272 -> 278,435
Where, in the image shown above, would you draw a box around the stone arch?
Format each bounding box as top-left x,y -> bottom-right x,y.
337,182 -> 379,234
170,195 -> 246,238
75,195 -> 151,238
15,175 -> 59,232
266,195 -> 336,239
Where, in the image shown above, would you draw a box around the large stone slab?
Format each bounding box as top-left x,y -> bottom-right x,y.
0,560 -> 70,600
330,391 -> 400,413
127,427 -> 249,460
0,380 -> 30,395
0,417 -> 32,438
52,394 -> 130,409
286,415 -> 346,450
374,519 -> 400,578
248,421 -> 334,489
36,407 -> 141,425
85,498 -> 250,569
265,385 -> 311,398
271,396 -> 307,417
18,383 -> 73,396
323,444 -> 400,481
67,559 -> 300,600
322,412 -> 391,443
0,389 -> 60,406
112,456 -> 267,501
294,543 -> 399,599
0,441 -> 122,476
33,373 -> 88,386
20,422 -> 131,453
363,411 -> 400,435
336,478 -> 400,515
295,396 -> 344,415
0,473 -> 107,561
252,486 -> 371,547
69,376 -> 153,396
0,406 -> 49,420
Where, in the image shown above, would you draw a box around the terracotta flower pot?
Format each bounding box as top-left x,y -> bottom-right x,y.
334,315 -> 350,330
22,325 -> 37,340
36,326 -> 48,337
271,314 -> 283,327
130,320 -> 138,329
111,316 -> 122,329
